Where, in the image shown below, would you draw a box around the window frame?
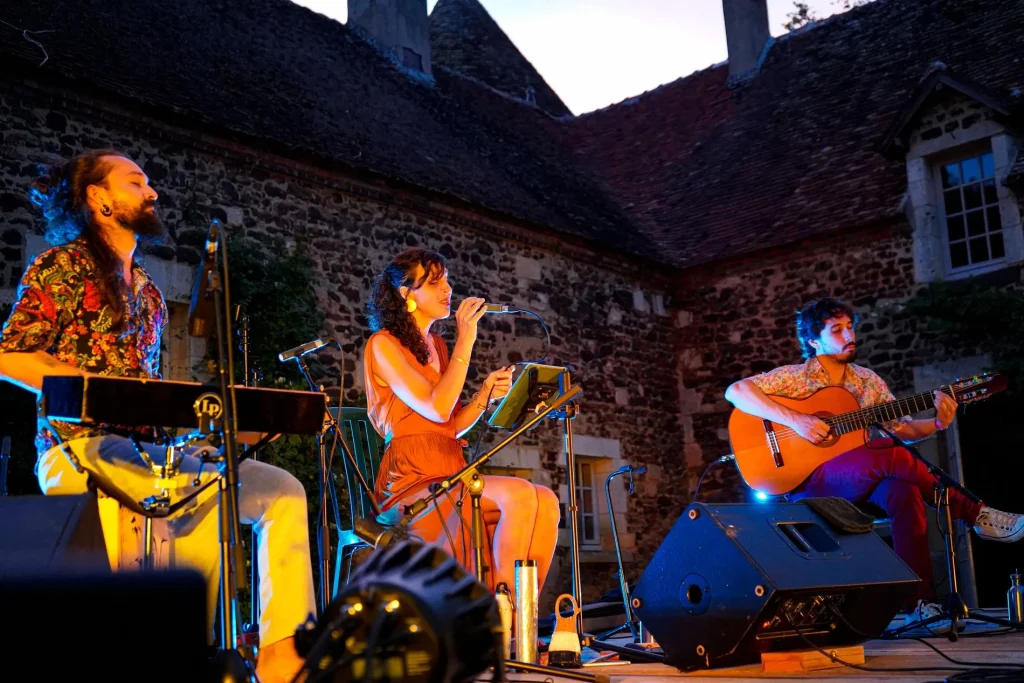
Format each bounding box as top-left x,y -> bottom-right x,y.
933,142 -> 1006,277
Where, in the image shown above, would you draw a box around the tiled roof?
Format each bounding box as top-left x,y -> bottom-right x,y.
429,0 -> 571,117
0,0 -> 654,261
569,0 -> 1024,267
3,0 -> 1022,271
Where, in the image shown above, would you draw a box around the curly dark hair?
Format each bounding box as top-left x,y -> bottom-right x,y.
28,148 -> 130,323
795,297 -> 858,360
368,247 -> 447,365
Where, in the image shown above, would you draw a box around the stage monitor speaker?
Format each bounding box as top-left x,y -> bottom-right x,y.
0,568 -> 211,681
0,493 -> 109,577
631,502 -> 919,671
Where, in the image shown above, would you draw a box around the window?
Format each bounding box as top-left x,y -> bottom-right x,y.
559,458 -> 601,547
939,151 -> 1004,271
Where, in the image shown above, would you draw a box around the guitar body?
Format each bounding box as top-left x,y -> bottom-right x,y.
728,386 -> 868,496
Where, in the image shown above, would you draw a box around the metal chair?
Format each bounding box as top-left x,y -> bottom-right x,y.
329,407 -> 384,598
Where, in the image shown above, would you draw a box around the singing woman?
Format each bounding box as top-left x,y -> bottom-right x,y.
364,247 -> 560,592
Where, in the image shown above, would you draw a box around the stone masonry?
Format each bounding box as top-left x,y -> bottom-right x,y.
0,86 -> 682,606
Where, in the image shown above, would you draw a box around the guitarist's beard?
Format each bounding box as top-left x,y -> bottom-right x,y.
836,346 -> 857,363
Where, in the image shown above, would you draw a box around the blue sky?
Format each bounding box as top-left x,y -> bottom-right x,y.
292,0 -> 860,115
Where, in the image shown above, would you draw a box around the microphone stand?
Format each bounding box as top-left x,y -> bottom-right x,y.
290,353 -> 345,613
236,309 -> 262,638
870,423 -> 1020,640
397,384 -> 601,683
193,225 -> 253,680
597,466 -> 645,643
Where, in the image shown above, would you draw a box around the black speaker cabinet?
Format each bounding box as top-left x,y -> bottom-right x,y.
0,493 -> 110,577
632,502 -> 920,671
0,494 -> 211,680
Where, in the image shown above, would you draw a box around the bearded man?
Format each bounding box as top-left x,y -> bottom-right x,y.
0,149 -> 313,683
725,297 -> 1022,633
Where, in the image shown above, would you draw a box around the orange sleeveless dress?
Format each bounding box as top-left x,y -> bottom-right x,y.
364,330 -> 468,514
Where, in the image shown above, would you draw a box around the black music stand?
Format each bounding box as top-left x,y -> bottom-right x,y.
489,364 -> 587,635
871,424 -> 1022,640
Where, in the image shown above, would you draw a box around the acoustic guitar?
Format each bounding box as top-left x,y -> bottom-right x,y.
727,372 -> 1006,495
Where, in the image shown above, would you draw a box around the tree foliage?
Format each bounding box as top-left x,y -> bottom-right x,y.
904,282 -> 1024,396
784,0 -> 871,31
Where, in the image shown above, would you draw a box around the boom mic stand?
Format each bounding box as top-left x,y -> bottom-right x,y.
398,384 -> 603,683
871,423 -> 1021,640
279,342 -> 345,614
188,220 -> 253,681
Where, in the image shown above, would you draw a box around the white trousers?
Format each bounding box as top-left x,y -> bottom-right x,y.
36,435 -> 316,648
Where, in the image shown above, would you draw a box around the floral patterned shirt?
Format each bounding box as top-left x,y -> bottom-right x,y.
749,356 -> 910,431
0,239 -> 167,455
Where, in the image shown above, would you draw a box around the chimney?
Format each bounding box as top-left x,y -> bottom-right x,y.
348,0 -> 432,76
722,0 -> 771,83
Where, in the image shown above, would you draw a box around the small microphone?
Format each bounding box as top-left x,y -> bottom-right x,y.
611,464 -> 646,476
354,517 -> 408,548
187,219 -> 222,338
483,303 -> 513,313
278,336 -> 335,362
203,220 -> 219,261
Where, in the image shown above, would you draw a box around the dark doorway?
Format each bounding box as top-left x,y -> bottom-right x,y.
956,391 -> 1023,608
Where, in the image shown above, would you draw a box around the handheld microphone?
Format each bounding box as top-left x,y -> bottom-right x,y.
483,303 -> 514,313
278,336 -> 336,362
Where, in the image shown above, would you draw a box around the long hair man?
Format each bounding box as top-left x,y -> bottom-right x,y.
0,149 -> 313,683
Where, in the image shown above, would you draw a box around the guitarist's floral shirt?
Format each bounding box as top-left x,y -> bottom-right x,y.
749,356 -> 910,431
0,239 -> 166,455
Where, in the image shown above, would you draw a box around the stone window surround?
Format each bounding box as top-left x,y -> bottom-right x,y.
573,458 -> 602,548
553,434 -> 632,559
906,122 -> 1023,283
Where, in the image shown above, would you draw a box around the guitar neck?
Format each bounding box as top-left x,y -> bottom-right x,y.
823,386 -> 955,434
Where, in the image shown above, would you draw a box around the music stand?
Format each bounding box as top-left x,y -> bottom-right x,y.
489,364 -> 586,636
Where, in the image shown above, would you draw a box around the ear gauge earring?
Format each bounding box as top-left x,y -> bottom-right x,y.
101,204 -> 113,217
406,298 -> 417,313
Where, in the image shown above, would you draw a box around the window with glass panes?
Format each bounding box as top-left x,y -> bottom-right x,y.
559,459 -> 601,547
940,151 -> 1003,271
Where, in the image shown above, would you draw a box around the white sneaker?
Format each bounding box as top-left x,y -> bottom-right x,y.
973,507 -> 1024,543
903,600 -> 960,635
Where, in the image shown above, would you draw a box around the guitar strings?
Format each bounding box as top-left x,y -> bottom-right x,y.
761,387 -> 957,444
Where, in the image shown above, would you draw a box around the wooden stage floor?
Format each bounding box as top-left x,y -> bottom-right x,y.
493,609 -> 1024,683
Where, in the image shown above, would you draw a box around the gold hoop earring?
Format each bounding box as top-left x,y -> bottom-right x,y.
406,298 -> 417,313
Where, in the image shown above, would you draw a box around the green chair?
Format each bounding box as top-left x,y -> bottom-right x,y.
329,407 -> 385,597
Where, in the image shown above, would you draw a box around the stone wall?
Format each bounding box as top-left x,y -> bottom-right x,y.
0,84 -> 683,606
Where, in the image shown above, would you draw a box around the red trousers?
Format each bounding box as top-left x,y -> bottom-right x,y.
787,439 -> 983,603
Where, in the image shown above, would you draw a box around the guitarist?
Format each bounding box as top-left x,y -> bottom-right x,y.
725,297 -> 1023,631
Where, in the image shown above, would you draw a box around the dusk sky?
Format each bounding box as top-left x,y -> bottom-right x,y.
291,0 -> 864,115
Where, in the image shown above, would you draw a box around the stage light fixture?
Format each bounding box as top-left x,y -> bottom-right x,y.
293,539 -> 501,683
